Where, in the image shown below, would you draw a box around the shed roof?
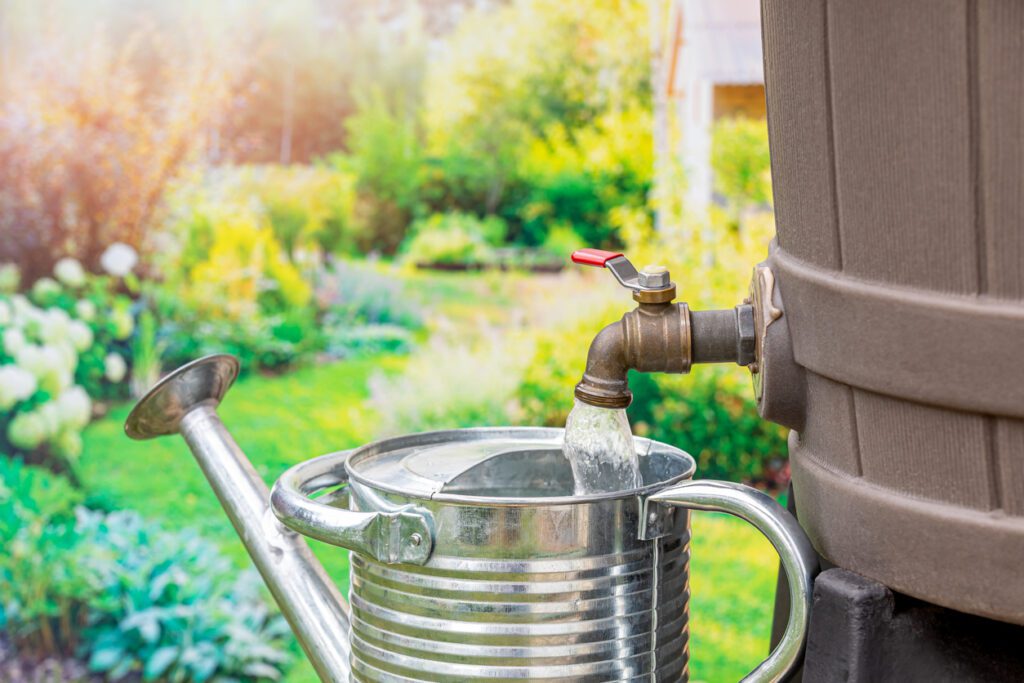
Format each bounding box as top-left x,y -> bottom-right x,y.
666,0 -> 764,92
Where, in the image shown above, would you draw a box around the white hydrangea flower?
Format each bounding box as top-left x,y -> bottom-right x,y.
68,320 -> 94,353
0,300 -> 10,326
7,411 -> 47,450
14,344 -> 44,375
3,327 -> 25,356
31,277 -> 60,301
100,243 -> 138,278
112,308 -> 134,340
53,341 -> 78,374
10,295 -> 34,323
37,401 -> 61,438
39,308 -> 72,345
56,386 -> 92,430
54,258 -> 86,288
0,365 -> 37,410
104,352 -> 127,383
74,299 -> 97,322
17,344 -> 72,394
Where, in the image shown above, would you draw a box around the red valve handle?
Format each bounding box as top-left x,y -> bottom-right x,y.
571,248 -> 624,267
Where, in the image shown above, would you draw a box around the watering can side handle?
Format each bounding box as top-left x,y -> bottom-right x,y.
271,453 -> 434,566
645,480 -> 819,683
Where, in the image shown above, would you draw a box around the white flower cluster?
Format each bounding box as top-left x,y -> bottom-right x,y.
0,250 -> 136,461
0,293 -> 95,459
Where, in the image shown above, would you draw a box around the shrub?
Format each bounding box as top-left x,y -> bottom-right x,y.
152,292 -> 312,374
74,511 -> 290,682
186,216 -> 312,319
539,224 -> 585,260
710,117 -> 772,221
315,259 -> 424,359
154,188 -> 320,372
315,260 -> 424,329
0,25 -> 228,282
399,213 -> 505,266
424,0 -> 651,221
0,457 -> 290,682
513,105 -> 653,248
0,256 -> 135,474
23,251 -> 138,402
0,457 -> 85,656
241,166 -> 360,261
341,88 -> 425,254
154,166 -> 371,372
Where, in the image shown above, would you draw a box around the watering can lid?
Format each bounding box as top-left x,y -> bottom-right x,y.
344,427 -> 695,503
348,430 -> 567,499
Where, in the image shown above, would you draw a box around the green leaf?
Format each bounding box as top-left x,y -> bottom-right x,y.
242,662 -> 283,680
144,645 -> 179,680
88,646 -> 125,672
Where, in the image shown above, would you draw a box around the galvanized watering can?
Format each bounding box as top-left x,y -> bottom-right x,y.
126,355 -> 817,682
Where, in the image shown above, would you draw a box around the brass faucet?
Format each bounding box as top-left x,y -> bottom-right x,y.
571,249 -> 756,408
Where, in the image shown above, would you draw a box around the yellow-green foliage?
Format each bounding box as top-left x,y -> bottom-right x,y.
425,0 -> 651,216
522,105 -> 653,183
711,117 -> 773,211
242,165 -> 360,259
188,214 -> 310,320
161,165 -> 359,321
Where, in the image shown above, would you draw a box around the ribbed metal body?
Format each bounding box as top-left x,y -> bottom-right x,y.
348,517 -> 690,681
341,430 -> 695,681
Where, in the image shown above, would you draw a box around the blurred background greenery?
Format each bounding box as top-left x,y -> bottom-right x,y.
0,0 -> 782,681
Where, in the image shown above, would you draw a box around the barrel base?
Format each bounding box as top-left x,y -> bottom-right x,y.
791,440 -> 1024,625
800,568 -> 1024,682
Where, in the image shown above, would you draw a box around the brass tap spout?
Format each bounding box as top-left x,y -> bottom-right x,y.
570,249 -> 755,409
576,318 -> 630,408
575,302 -> 690,408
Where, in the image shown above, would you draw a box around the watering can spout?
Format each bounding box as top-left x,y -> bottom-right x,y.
125,355 -> 351,682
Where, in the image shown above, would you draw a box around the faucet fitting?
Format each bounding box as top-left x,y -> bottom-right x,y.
571,249 -> 756,408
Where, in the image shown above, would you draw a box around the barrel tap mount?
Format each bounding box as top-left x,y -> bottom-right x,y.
570,248 -> 803,430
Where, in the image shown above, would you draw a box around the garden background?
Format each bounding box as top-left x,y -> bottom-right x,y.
0,1 -> 785,681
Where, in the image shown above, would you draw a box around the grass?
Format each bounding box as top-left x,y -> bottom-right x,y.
689,513 -> 778,682
76,271 -> 780,682
79,355 -> 405,595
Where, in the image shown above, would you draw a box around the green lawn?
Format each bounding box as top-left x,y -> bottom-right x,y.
78,271 -> 779,682
79,356 -> 406,593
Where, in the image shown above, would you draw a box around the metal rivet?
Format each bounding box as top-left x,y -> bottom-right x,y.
410,533 -> 422,547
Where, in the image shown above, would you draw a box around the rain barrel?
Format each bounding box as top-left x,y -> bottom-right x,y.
761,0 -> 1024,623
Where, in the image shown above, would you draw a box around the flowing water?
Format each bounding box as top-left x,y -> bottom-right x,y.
562,398 -> 642,495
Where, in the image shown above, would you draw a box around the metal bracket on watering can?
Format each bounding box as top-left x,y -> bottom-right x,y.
638,495 -> 682,541
270,452 -> 435,566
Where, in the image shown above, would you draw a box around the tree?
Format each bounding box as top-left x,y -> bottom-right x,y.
0,6 -> 231,280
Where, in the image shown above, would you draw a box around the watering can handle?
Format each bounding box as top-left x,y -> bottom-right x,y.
271,453 -> 434,566
644,480 -> 818,683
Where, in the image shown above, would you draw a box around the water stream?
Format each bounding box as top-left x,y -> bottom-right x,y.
562,398 -> 642,495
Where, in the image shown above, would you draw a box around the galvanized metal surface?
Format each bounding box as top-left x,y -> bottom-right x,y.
274,427 -> 817,682
279,429 -> 693,681
646,480 -> 817,683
